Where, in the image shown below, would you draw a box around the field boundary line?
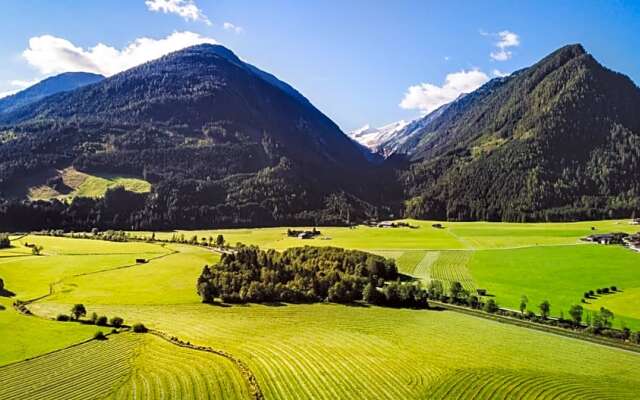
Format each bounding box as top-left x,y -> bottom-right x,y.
431,301 -> 640,355
148,329 -> 264,400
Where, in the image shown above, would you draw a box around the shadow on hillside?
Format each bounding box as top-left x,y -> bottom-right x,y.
398,273 -> 418,282
263,301 -> 287,307
0,288 -> 16,297
204,301 -> 232,308
343,302 -> 370,308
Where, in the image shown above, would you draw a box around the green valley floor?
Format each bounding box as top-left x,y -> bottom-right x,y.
1,221 -> 639,399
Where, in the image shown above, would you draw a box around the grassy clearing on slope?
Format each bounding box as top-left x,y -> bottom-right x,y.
32,302 -> 640,400
27,167 -> 151,201
73,174 -> 151,198
468,245 -> 640,329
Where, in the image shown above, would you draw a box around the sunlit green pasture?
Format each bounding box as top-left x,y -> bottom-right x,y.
0,297 -> 109,366
0,332 -> 248,400
468,245 -> 640,329
141,218 -> 638,251
2,222 -> 640,398
32,302 -> 640,399
0,235 -> 215,366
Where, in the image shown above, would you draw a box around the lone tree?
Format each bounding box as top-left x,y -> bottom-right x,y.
599,307 -> 614,328
31,245 -> 43,256
215,234 -> 225,248
569,304 -> 583,326
519,295 -> 528,315
539,300 -> 551,319
71,304 -> 87,320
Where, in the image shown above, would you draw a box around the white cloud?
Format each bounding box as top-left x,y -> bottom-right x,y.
490,50 -> 510,61
145,0 -> 211,25
400,69 -> 489,113
492,69 -> 510,77
22,31 -> 217,76
488,30 -> 520,61
496,31 -> 520,48
223,22 -> 244,34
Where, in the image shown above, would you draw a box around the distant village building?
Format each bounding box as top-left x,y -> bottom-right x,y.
298,232 -> 314,239
631,218 -> 640,225
583,232 -> 629,245
623,233 -> 640,252
377,221 -> 397,228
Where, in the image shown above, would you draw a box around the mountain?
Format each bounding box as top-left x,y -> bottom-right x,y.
0,44 -> 397,230
401,44 -> 640,221
348,120 -> 409,151
348,101 -> 461,157
0,72 -> 104,114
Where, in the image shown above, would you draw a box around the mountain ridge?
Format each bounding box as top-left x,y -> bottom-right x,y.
0,72 -> 104,115
0,43 -> 639,229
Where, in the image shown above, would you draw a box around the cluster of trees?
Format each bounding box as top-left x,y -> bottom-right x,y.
196,245 -> 433,307
56,304 -> 124,328
583,286 -> 618,301
168,233 -> 225,247
0,233 -> 9,249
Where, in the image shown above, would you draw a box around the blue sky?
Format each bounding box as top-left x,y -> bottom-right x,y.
1,1 -> 639,131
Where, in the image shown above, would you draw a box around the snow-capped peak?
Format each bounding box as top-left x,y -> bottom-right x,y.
348,120 -> 409,150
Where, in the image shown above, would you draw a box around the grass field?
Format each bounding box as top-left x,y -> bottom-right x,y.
31,302 -> 640,399
155,220 -> 639,328
468,245 -> 640,328
0,332 -> 248,400
2,222 -> 640,398
149,219 -> 639,251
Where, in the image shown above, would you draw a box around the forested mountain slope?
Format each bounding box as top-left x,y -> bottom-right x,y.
0,44 -> 398,230
400,44 -> 640,221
